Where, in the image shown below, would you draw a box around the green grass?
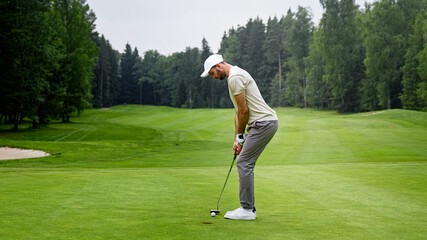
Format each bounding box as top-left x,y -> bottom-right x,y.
0,106 -> 426,239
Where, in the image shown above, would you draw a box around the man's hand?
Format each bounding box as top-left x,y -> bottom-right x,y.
233,142 -> 243,155
235,133 -> 246,146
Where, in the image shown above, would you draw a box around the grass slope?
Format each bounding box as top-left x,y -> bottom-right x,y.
0,106 -> 426,239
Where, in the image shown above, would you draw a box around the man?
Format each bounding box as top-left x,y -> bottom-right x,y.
201,54 -> 278,220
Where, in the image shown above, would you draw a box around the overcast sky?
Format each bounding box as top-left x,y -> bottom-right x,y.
87,0 -> 374,56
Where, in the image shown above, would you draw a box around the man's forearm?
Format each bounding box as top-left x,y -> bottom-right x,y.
234,92 -> 249,135
235,110 -> 248,134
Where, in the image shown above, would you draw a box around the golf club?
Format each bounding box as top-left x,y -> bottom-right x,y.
210,153 -> 237,215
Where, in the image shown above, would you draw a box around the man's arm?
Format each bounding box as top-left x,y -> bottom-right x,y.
233,92 -> 249,154
235,92 -> 249,133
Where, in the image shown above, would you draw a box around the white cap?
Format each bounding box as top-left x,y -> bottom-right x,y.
200,54 -> 223,78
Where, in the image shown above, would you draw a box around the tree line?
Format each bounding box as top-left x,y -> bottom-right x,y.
0,0 -> 97,130
1,0 -> 426,130
92,37 -> 230,109
94,0 -> 426,113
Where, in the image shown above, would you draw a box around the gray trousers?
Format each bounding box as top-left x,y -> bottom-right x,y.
237,120 -> 278,209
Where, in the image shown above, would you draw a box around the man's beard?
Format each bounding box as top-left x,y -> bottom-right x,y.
217,71 -> 227,80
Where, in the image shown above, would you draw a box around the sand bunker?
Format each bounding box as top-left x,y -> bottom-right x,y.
0,147 -> 50,160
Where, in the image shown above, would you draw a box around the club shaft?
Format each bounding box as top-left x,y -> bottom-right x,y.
217,153 -> 237,211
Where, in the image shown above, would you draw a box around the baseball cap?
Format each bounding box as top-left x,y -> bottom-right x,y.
200,54 -> 224,78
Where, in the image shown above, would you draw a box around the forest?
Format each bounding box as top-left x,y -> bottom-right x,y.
1,0 -> 426,130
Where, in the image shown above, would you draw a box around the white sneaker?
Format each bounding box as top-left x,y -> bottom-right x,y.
224,207 -> 256,220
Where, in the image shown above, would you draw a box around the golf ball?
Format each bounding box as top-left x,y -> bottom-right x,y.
211,212 -> 215,217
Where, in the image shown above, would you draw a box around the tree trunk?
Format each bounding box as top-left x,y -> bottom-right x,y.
153,85 -> 156,106
100,63 -> 103,108
13,112 -> 20,131
387,92 -> 391,110
188,87 -> 192,108
139,83 -> 142,105
12,104 -> 23,131
303,64 -> 307,108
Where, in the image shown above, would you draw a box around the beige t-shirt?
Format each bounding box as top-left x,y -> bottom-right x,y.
228,66 -> 278,124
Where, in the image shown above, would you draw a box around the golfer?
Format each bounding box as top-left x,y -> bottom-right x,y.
201,54 -> 278,220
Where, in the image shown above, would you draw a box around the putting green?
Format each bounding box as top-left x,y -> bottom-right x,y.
0,106 -> 426,239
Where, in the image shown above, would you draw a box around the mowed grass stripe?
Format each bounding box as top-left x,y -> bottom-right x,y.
107,107 -> 234,142
0,107 -> 426,168
0,106 -> 426,239
257,163 -> 427,239
263,109 -> 427,165
1,163 -> 425,239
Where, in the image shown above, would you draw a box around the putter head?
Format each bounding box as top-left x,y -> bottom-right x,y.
210,210 -> 221,214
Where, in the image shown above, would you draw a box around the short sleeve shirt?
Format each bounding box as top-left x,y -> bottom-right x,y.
228,66 -> 278,124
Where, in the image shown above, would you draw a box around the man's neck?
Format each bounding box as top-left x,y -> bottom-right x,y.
224,63 -> 233,77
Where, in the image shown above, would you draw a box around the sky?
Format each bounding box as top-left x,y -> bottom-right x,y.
87,0 -> 374,56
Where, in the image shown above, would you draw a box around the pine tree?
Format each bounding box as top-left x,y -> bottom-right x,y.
0,0 -> 58,129
263,17 -> 284,107
319,0 -> 362,112
240,18 -> 267,94
198,38 -> 214,108
306,28 -> 332,109
280,10 -> 295,107
139,50 -> 167,105
119,44 -> 139,104
283,7 -> 313,108
91,35 -> 120,108
53,0 -> 98,122
223,32 -> 241,66
361,0 -> 425,111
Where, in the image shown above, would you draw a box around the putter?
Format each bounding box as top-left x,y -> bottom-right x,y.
211,153 -> 237,215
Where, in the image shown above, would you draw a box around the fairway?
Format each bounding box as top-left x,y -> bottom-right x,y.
0,106 -> 426,239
